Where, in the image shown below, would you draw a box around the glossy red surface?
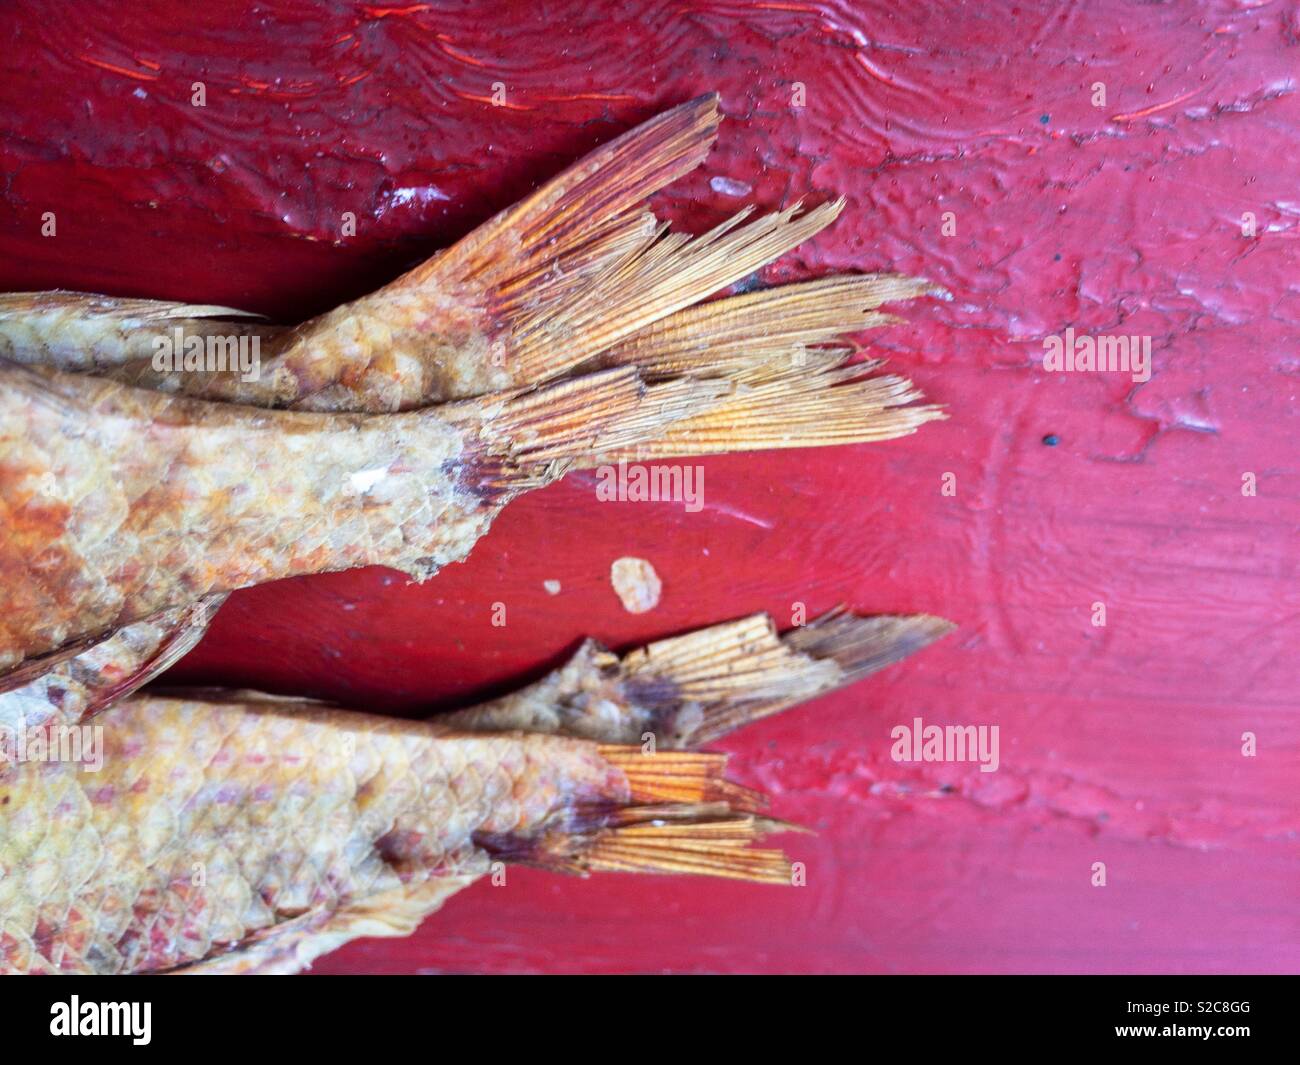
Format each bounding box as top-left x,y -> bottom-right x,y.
2,1 -> 1296,973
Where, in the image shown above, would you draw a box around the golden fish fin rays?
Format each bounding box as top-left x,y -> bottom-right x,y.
500,198 -> 851,386
383,95 -> 721,389
455,366 -> 728,496
476,747 -> 795,886
580,813 -> 794,884
592,273 -> 949,379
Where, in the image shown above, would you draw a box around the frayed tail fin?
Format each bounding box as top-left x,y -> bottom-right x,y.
587,359 -> 945,463
565,269 -> 950,462
442,610 -> 953,749
280,95 -> 726,402
300,96 -> 919,404
592,273 -> 949,379
618,610 -> 955,746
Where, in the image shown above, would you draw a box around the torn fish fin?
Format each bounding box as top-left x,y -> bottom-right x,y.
592,273 -> 948,379
76,594 -> 228,722
458,366 -> 727,494
0,595 -> 225,708
617,610 -> 955,747
550,267 -> 950,461
368,98 -> 874,394
495,197 -> 854,386
0,629 -> 115,695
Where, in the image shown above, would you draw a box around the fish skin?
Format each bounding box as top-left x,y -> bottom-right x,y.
0,363 -> 490,675
0,691 -> 629,974
0,291 -> 277,373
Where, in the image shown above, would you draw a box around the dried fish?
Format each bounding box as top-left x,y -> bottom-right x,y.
0,611 -> 951,973
0,94 -> 945,685
0,361 -> 718,676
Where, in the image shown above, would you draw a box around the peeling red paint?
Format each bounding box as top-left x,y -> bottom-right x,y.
0,0 -> 1296,974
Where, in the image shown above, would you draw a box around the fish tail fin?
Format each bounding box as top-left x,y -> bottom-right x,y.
578,808 -> 795,885
478,750 -> 796,885
456,366 -> 727,495
457,612 -> 954,884
440,610 -> 952,749
546,272 -> 949,460
588,358 -> 945,462
369,96 -> 910,399
364,94 -> 722,393
616,610 -> 955,747
493,196 -> 852,386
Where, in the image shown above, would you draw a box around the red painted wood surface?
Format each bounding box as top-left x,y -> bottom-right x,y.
2,1 -> 1297,974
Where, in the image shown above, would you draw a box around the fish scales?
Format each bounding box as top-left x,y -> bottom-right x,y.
0,693 -> 624,974
0,367 -> 497,673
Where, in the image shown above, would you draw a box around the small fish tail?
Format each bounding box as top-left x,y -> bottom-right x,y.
440,610 -> 952,750
618,610 -> 955,747
384,96 -> 916,402
478,750 -> 796,885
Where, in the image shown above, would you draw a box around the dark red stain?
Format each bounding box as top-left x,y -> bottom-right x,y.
1,1 -> 1297,974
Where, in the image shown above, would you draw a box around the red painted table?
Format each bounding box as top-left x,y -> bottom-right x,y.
2,0 -> 1296,973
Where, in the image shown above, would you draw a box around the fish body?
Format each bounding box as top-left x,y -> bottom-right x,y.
0,692 -> 768,974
